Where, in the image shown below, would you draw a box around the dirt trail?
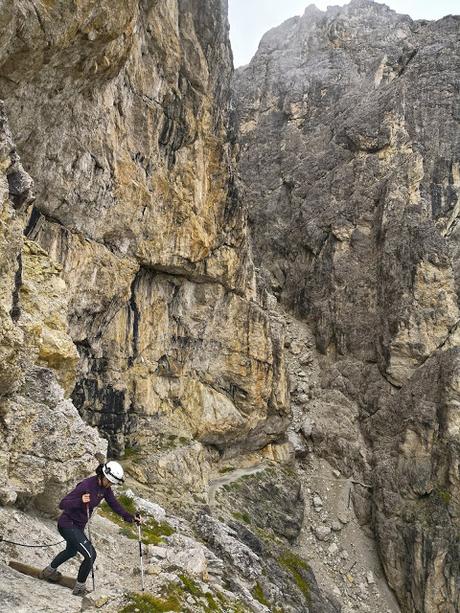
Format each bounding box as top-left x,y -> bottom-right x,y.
207,464 -> 268,507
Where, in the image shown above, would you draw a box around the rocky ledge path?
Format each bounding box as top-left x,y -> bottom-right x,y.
207,464 -> 268,508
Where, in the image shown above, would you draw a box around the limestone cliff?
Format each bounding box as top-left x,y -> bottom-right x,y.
1,1 -> 459,612
234,1 -> 460,611
0,101 -> 105,512
0,2 -> 334,612
0,0 -> 289,505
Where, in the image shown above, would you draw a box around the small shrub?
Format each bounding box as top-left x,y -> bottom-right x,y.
122,445 -> 142,460
204,592 -> 219,611
117,494 -> 137,515
178,573 -> 202,597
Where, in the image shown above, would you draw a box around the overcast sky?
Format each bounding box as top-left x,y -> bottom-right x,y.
228,0 -> 460,67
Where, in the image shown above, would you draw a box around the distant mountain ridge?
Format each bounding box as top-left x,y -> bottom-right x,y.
234,1 -> 460,611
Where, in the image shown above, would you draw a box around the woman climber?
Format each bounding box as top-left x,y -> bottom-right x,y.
40,461 -> 141,596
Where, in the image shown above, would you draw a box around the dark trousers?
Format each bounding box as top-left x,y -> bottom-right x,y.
51,526 -> 96,583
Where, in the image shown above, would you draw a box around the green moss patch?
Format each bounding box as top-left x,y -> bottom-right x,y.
230,602 -> 252,613
436,489 -> 452,506
119,574 -> 225,613
278,550 -> 311,600
232,511 -> 251,524
218,466 -> 235,474
252,582 -> 269,606
178,574 -> 220,611
119,591 -> 181,613
253,525 -> 283,545
99,500 -> 174,545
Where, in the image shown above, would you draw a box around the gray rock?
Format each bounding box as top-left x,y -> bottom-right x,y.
301,418 -> 314,439
331,521 -> 343,532
312,494 -> 323,509
0,0 -> 289,483
337,512 -> 350,525
195,512 -> 262,580
234,3 -> 460,609
366,571 -> 375,585
314,525 -> 332,541
296,393 -> 309,404
148,546 -> 168,560
288,431 -> 308,458
123,489 -> 166,522
328,543 -> 339,555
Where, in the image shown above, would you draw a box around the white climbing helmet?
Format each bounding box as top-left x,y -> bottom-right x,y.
102,461 -> 124,484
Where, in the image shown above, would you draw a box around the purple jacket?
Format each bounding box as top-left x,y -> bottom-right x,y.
58,475 -> 134,530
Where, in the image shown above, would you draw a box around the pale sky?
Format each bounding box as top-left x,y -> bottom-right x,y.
228,0 -> 460,66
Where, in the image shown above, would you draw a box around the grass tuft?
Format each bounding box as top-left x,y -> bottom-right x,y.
252,582 -> 269,606
232,511 -> 251,524
278,550 -> 311,600
118,591 -> 181,613
99,499 -> 174,545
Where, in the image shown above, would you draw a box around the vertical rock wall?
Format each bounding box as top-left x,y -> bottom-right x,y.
234,1 -> 460,610
0,1 -> 289,500
0,103 -> 104,512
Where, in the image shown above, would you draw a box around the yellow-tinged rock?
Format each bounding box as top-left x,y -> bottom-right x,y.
261,442 -> 294,463
19,239 -> 79,395
387,259 -> 459,386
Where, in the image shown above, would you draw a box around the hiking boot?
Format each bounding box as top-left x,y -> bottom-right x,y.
72,581 -> 89,597
40,566 -> 62,582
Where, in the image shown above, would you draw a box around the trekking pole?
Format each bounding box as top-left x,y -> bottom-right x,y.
135,514 -> 145,591
85,493 -> 96,591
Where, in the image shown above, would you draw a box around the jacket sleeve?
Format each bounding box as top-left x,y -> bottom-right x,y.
104,488 -> 134,523
59,481 -> 86,511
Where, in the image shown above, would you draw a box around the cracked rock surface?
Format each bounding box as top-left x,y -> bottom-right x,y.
1,1 -> 460,612
234,1 -> 460,611
0,0 -> 289,497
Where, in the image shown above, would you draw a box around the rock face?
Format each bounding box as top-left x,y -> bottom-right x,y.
0,103 -> 104,510
207,463 -> 340,612
0,0 -> 289,499
234,1 -> 460,611
2,0 -> 458,611
0,3 -> 335,611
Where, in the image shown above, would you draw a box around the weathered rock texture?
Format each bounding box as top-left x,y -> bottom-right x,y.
0,2 -> 338,611
207,463 -> 340,612
0,102 -> 104,510
0,0 -> 289,503
234,1 -> 460,611
0,476 -> 338,613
